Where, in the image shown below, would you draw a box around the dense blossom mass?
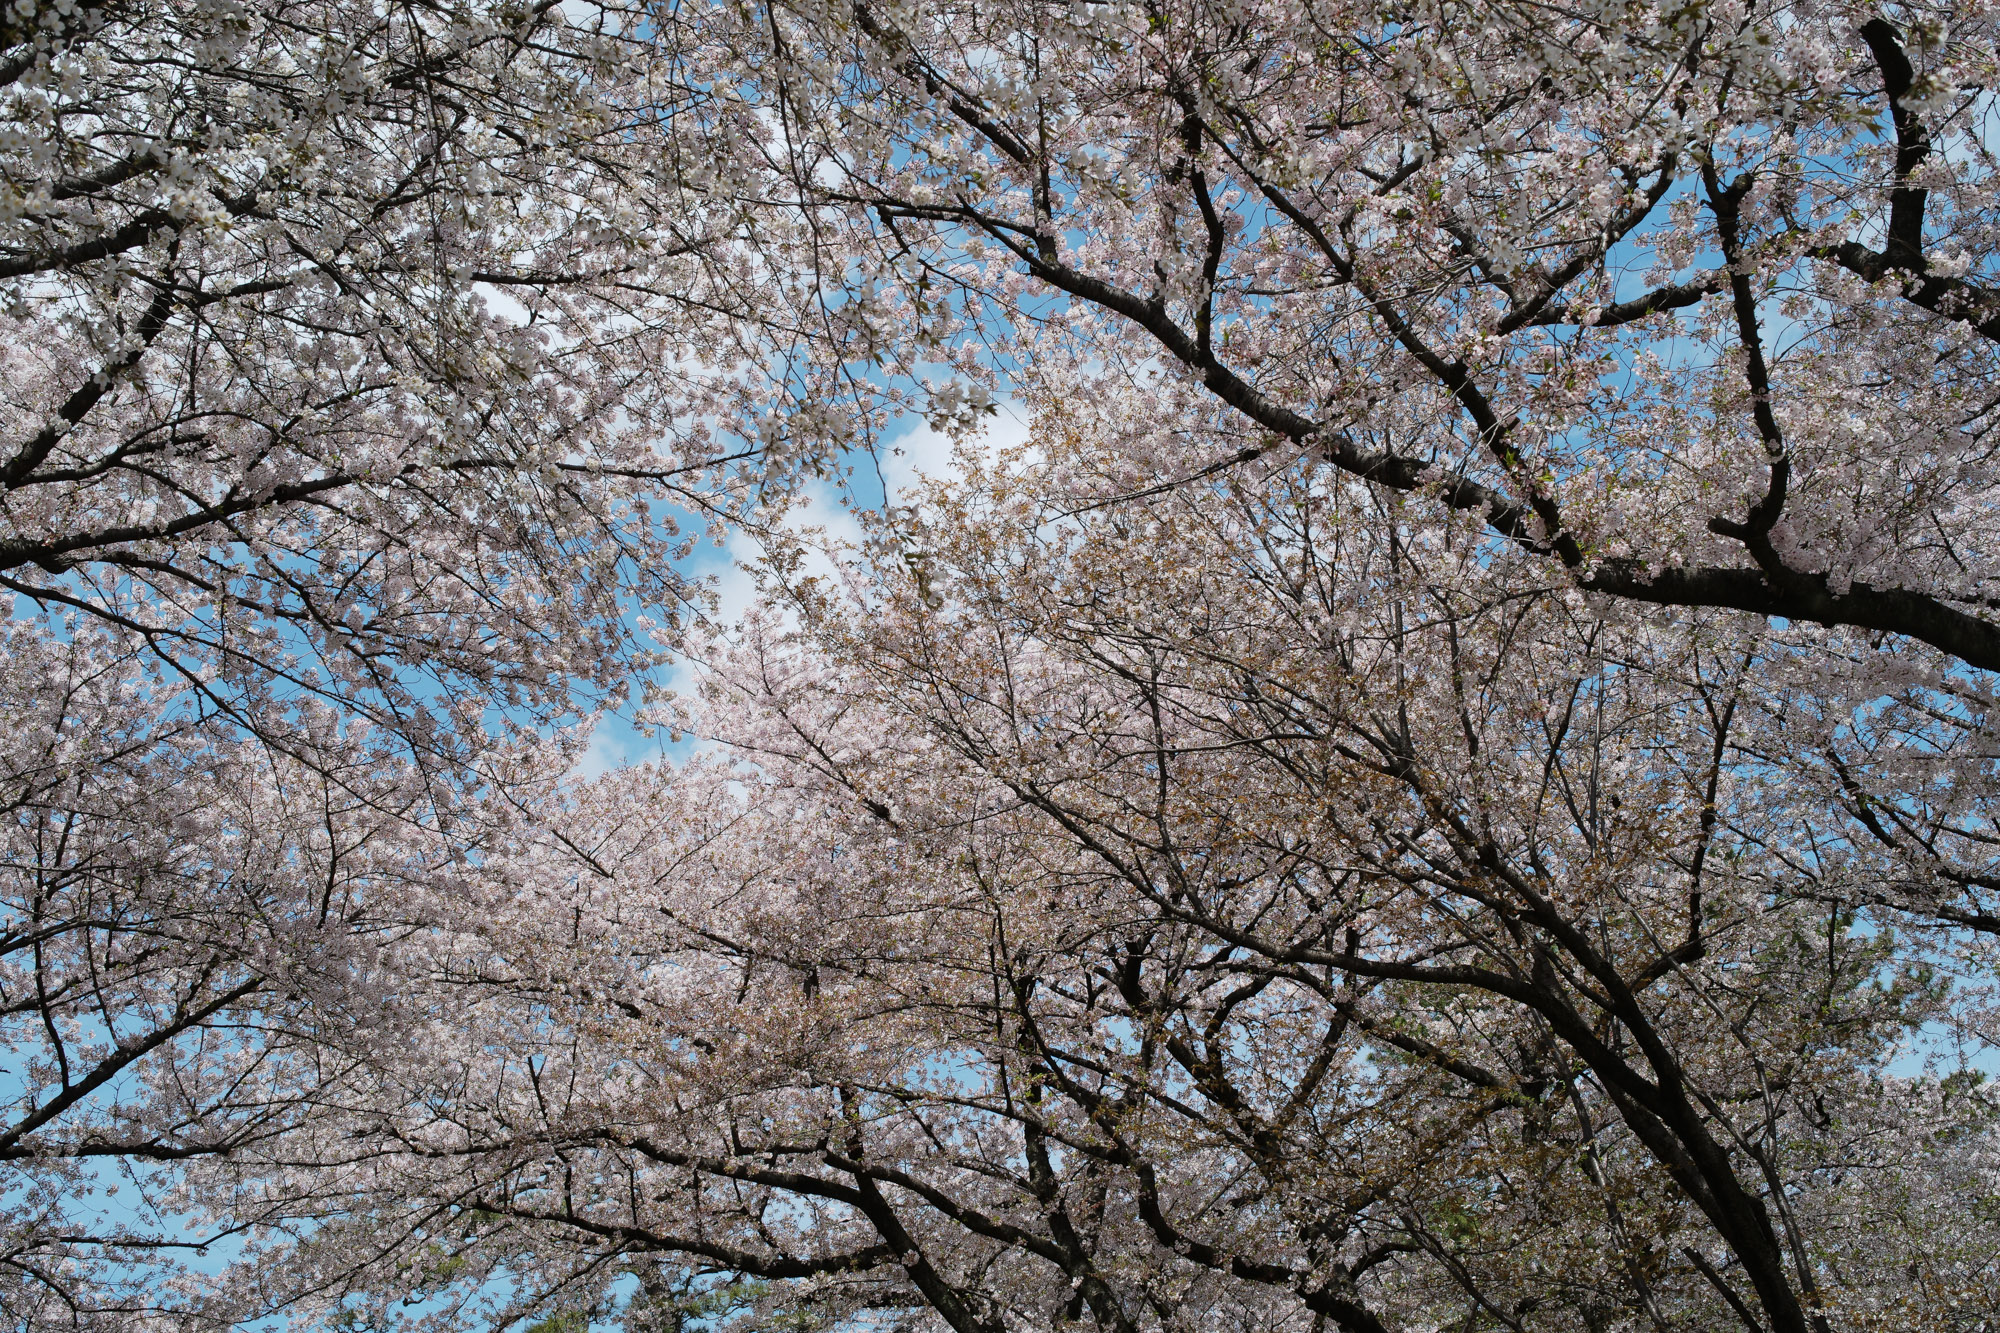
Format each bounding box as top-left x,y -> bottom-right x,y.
3,0 -> 1999,1330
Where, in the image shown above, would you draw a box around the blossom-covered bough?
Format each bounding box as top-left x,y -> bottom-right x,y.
7,0 -> 2000,1329
707,0 -> 2000,660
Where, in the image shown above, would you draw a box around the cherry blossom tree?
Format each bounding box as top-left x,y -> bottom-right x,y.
696,0 -> 2000,665
0,0 -> 798,1316
168,407 -> 1998,1333
0,613 -> 495,1325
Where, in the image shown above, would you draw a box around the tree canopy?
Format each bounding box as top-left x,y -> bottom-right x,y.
2,0 -> 1999,1330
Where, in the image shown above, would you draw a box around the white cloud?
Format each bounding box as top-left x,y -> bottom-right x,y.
878,399 -> 1033,504
569,723 -> 633,781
